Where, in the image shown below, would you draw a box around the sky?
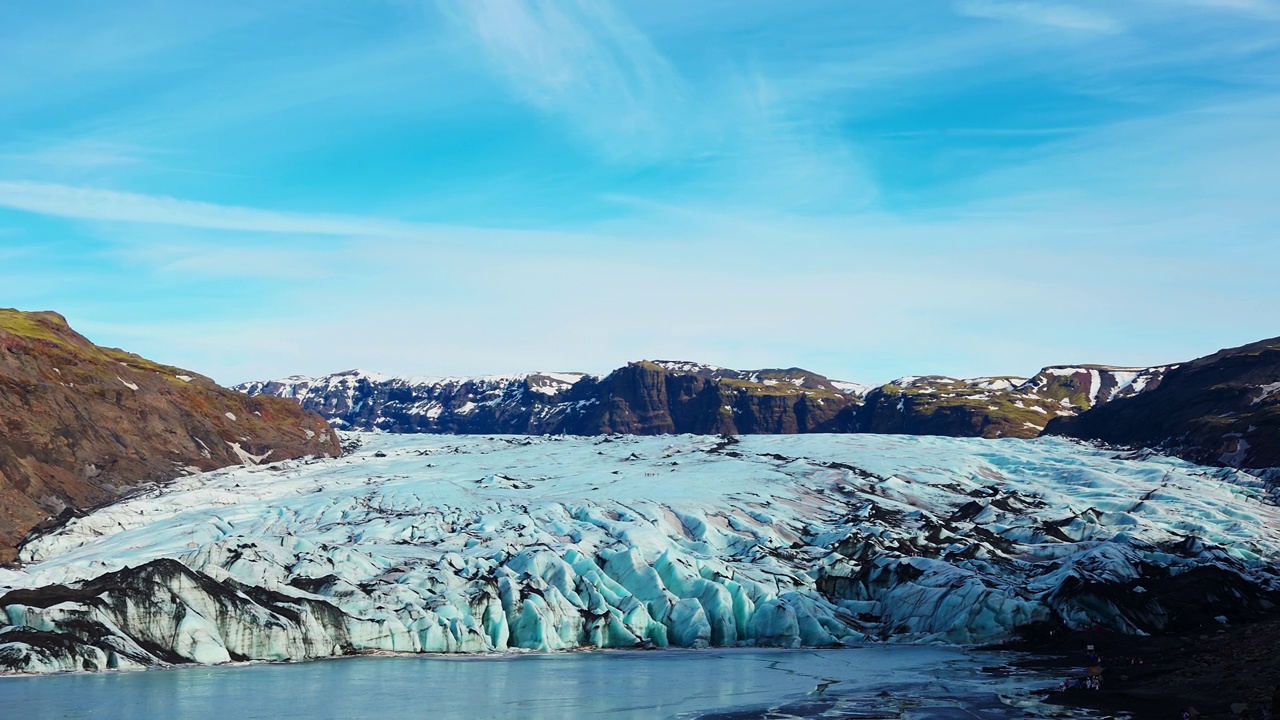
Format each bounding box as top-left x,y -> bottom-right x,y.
1,0 -> 1278,385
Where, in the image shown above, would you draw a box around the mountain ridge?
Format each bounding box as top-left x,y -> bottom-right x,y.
239,336 -> 1280,474
237,358 -> 1170,442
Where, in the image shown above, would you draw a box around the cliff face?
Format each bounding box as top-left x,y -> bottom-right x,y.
562,362 -> 860,435
0,309 -> 339,562
1047,337 -> 1280,471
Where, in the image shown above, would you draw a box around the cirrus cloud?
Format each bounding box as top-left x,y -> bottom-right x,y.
954,0 -> 1125,33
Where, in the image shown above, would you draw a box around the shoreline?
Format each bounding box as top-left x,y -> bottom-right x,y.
10,615 -> 1280,719
984,616 -> 1280,720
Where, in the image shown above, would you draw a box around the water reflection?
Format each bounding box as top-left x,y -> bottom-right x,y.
3,646 -> 1088,720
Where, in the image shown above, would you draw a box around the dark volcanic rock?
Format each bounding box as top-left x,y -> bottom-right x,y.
1046,336 -> 1280,471
0,558 -> 354,671
0,309 -> 339,562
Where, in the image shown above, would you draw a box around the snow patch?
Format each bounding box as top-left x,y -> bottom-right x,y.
1254,382 -> 1280,405
830,380 -> 872,396
226,442 -> 272,467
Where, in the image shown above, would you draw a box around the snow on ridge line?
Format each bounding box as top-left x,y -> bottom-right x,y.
4,433 -> 1278,673
239,361 -> 1174,406
829,380 -> 872,396
242,369 -> 595,392
649,359 -> 726,374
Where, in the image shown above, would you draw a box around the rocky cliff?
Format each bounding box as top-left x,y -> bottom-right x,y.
1047,336 -> 1280,471
0,309 -> 340,562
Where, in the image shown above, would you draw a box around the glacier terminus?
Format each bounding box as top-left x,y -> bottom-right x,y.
2,432 -> 1277,675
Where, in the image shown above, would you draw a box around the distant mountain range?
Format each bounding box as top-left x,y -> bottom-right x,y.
236,361 -> 868,436
235,359 -> 1168,439
238,360 -> 1168,439
239,337 -> 1280,474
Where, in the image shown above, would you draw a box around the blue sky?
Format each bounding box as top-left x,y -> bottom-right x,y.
1,0 -> 1278,384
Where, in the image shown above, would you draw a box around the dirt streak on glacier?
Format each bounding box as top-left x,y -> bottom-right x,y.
2,433 -> 1278,673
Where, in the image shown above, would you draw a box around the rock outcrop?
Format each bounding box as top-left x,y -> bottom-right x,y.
0,309 -> 339,562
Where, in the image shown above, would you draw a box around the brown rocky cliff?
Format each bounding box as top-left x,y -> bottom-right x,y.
592,361 -> 679,433
0,309 -> 340,563
566,362 -> 860,435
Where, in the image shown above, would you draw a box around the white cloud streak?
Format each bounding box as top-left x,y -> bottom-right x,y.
0,181 -> 435,238
444,0 -> 687,159
1158,0 -> 1280,17
954,1 -> 1125,33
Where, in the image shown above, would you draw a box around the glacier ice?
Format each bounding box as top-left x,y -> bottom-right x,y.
2,432 -> 1278,673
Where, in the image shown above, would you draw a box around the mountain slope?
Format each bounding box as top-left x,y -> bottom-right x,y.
0,309 -> 340,562
1047,336 -> 1280,471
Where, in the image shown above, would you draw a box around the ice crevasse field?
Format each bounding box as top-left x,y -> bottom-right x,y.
1,432 -> 1278,717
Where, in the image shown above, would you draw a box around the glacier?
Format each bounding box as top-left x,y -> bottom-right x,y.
2,432 -> 1278,673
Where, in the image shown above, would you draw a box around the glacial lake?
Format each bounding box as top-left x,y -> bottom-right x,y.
2,646 -> 1087,720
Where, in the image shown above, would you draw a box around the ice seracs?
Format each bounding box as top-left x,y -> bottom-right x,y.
2,432 -> 1278,673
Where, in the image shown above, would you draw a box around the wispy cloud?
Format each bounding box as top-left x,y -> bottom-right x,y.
0,139 -> 153,170
954,1 -> 1125,33
2,1 -> 1275,386
442,0 -> 686,159
0,181 -> 431,238
1158,0 -> 1280,17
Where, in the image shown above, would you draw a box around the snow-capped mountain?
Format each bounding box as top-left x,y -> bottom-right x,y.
2,433 -> 1277,673
237,369 -> 594,431
235,361 -> 867,436
237,360 -> 1167,441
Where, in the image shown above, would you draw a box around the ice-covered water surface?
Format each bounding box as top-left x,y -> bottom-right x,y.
2,433 -> 1277,672
0,646 -> 1091,720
